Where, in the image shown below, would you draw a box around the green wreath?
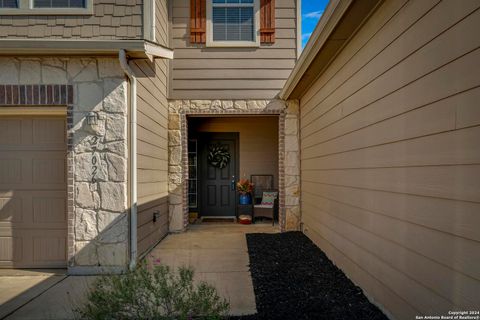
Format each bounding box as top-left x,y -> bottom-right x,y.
208,144 -> 231,169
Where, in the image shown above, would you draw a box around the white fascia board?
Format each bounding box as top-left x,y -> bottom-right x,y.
279,0 -> 351,100
144,41 -> 174,60
0,39 -> 173,59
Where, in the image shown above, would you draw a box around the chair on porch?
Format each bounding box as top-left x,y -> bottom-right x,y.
251,175 -> 278,226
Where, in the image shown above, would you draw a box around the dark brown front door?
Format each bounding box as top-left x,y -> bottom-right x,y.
198,133 -> 238,217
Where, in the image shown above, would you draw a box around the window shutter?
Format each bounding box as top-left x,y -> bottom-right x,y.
260,0 -> 275,43
190,0 -> 206,44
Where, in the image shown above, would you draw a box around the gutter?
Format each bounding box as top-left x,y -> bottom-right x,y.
0,39 -> 173,59
119,49 -> 138,271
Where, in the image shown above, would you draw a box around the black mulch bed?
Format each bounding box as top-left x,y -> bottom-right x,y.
232,232 -> 388,320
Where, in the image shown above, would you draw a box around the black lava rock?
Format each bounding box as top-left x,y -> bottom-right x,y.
231,232 -> 388,320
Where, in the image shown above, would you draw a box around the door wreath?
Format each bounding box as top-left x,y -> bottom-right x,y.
208,144 -> 231,169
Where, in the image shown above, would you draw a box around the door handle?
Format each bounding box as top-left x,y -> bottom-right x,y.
231,175 -> 236,191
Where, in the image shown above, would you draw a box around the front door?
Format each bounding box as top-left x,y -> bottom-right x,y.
198,133 -> 238,217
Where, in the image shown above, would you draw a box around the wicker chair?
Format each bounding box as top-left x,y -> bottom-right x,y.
251,175 -> 278,225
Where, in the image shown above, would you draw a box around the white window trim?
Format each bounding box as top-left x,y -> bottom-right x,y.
0,0 -> 93,15
206,0 -> 260,48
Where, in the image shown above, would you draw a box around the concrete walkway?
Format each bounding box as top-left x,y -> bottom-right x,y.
148,223 -> 278,316
0,223 -> 277,319
0,269 -> 95,320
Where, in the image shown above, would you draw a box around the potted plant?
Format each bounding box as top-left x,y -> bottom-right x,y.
236,179 -> 254,205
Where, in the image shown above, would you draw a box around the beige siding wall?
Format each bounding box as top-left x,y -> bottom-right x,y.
299,0 -> 480,319
131,58 -> 169,257
190,117 -> 279,187
170,0 -> 298,99
155,0 -> 169,47
0,0 -> 143,39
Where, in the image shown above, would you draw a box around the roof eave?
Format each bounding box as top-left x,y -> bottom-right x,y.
280,0 -> 350,100
280,0 -> 383,100
0,39 -> 174,60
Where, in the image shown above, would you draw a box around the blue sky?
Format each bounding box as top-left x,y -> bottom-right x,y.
302,0 -> 330,47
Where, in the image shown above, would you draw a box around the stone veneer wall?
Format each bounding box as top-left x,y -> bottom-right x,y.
0,57 -> 129,274
168,99 -> 300,232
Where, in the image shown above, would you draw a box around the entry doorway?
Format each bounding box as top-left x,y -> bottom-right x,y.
198,132 -> 239,218
187,116 -> 279,222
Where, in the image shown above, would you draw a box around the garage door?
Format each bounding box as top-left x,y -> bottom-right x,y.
0,116 -> 67,268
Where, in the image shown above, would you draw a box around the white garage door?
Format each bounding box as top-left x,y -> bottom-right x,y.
0,116 -> 67,268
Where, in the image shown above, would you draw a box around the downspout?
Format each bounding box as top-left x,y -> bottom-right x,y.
119,49 -> 138,271
151,0 -> 156,43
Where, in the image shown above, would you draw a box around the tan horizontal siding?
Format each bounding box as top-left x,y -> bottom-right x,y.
172,58 -> 296,70
137,200 -> 168,256
173,69 -> 293,79
172,89 -> 284,100
132,58 -> 169,257
305,225 -> 419,319
155,0 -> 169,47
0,0 -> 143,39
170,0 -> 298,99
172,79 -> 287,90
299,0 -> 480,319
173,48 -> 297,59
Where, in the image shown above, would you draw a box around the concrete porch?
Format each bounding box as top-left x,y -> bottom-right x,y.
0,223 -> 277,319
147,223 -> 278,315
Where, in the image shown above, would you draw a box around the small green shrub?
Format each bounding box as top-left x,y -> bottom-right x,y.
77,263 -> 230,320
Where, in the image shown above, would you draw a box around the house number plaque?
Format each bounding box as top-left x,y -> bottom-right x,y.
89,135 -> 100,184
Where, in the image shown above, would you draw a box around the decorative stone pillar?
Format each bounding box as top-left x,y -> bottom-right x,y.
69,58 -> 129,274
168,110 -> 185,232
284,100 -> 301,230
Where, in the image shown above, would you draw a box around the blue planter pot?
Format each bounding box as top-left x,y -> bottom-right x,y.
239,194 -> 251,205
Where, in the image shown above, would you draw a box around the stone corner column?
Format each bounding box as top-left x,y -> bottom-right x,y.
168,102 -> 186,232
284,99 -> 301,231
68,58 -> 129,275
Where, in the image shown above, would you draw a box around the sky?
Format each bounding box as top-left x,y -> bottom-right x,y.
301,0 -> 330,48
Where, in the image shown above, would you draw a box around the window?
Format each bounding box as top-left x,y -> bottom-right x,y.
33,0 -> 86,8
0,0 -> 17,8
207,0 -> 260,47
188,140 -> 198,209
0,0 -> 92,14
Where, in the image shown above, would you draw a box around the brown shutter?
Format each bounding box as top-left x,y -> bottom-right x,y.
190,0 -> 206,44
260,0 -> 275,43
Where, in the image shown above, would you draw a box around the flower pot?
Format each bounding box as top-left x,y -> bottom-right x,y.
239,193 -> 251,205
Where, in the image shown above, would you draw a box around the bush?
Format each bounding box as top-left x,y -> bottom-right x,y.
77,263 -> 230,320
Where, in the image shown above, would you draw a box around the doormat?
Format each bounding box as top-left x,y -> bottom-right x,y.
201,217 -> 236,223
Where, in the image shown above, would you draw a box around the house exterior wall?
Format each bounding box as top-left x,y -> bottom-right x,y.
0,1 -> 143,40
131,58 -> 170,257
0,57 -> 130,274
155,0 -> 169,47
169,0 -> 299,100
299,0 -> 480,318
189,116 -> 279,187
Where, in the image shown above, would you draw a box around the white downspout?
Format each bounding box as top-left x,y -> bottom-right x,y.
151,0 -> 156,43
119,49 -> 138,271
